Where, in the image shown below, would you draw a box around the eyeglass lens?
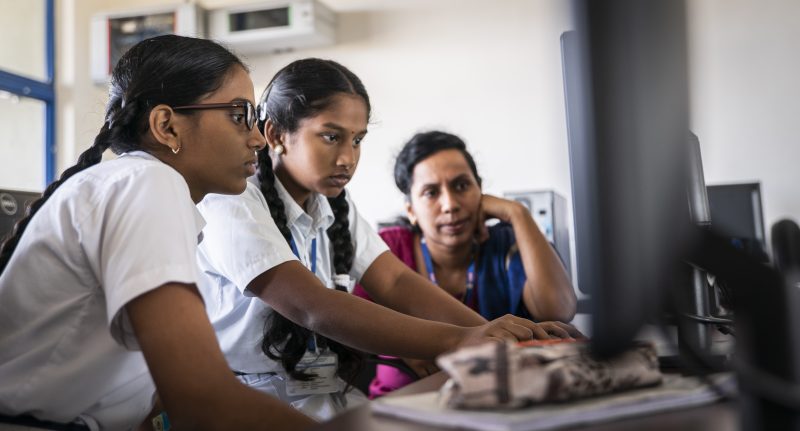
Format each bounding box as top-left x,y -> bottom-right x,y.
245,102 -> 255,130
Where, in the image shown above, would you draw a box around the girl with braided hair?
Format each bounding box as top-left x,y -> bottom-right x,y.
0,35 -> 313,430
195,58 -> 581,420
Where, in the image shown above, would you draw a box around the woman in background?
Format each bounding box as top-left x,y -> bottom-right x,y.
354,130 -> 577,397
195,58 -> 580,421
0,35 -> 312,430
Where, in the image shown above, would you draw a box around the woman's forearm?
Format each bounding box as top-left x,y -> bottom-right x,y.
507,203 -> 577,322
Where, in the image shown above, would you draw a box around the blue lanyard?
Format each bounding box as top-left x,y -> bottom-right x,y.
289,237 -> 317,275
290,237 -> 320,352
420,237 -> 476,306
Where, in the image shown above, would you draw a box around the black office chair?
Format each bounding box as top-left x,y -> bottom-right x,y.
771,219 -> 800,275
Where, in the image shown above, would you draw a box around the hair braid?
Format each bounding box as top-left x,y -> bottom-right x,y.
256,149 -> 314,379
326,192 -> 354,283
106,98 -> 146,153
256,150 -> 291,242
323,190 -> 363,383
0,124 -> 113,273
0,93 -> 151,273
255,149 -> 363,384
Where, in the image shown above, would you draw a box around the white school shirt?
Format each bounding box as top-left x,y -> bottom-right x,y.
196,178 -> 388,374
0,151 -> 205,431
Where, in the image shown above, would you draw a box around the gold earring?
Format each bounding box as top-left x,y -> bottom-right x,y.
172,145 -> 181,155
274,144 -> 285,155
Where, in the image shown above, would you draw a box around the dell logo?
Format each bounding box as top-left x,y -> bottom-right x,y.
0,193 -> 18,216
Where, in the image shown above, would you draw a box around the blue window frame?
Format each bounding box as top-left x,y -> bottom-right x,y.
0,0 -> 55,184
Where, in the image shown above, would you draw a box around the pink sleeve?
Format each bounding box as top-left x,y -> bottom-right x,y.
352,226 -> 416,301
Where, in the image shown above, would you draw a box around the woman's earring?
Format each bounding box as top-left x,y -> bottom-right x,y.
172,144 -> 181,155
274,144 -> 285,155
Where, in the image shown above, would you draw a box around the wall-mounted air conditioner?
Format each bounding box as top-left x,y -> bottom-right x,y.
90,4 -> 203,84
208,0 -> 336,55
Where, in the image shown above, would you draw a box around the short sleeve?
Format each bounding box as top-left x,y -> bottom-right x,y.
345,191 -> 389,285
378,225 -> 417,270
196,182 -> 298,295
86,166 -> 204,347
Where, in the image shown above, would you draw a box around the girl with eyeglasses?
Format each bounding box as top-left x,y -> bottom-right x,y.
0,35 -> 313,430
195,58 -> 581,420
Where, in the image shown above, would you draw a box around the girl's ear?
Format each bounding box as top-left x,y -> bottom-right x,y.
148,104 -> 183,154
263,119 -> 286,152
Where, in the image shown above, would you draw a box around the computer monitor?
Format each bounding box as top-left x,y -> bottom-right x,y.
562,0 -> 693,358
563,3 -> 800,427
562,3 -> 800,428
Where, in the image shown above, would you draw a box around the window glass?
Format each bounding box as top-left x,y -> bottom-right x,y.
0,93 -> 45,191
0,1 -> 47,81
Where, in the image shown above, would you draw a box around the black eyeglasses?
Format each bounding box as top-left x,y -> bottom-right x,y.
172,101 -> 256,130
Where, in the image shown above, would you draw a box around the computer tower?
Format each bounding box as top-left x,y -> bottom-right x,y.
0,189 -> 41,241
502,190 -> 572,282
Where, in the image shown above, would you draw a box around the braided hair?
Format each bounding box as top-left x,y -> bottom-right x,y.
0,35 -> 245,273
256,59 -> 368,383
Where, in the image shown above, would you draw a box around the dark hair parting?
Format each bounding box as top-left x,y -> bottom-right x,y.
394,131 -> 482,197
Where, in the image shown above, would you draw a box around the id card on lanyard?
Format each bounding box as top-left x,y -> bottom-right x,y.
285,334 -> 339,396
285,237 -> 339,396
420,237 -> 478,309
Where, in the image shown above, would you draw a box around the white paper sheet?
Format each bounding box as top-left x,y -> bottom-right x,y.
371,373 -> 734,431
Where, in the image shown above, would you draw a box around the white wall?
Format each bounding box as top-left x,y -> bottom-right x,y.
55,0 -> 800,269
60,0 -> 575,227
56,0 -> 184,171
242,0 -> 575,226
687,0 -> 800,237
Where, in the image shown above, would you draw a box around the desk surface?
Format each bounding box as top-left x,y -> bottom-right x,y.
312,373 -> 739,431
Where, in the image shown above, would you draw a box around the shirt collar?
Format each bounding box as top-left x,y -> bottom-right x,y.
273,177 -> 335,236
120,150 -> 156,161
193,208 -> 207,245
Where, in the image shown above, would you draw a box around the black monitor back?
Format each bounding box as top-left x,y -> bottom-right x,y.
562,0 -> 692,358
